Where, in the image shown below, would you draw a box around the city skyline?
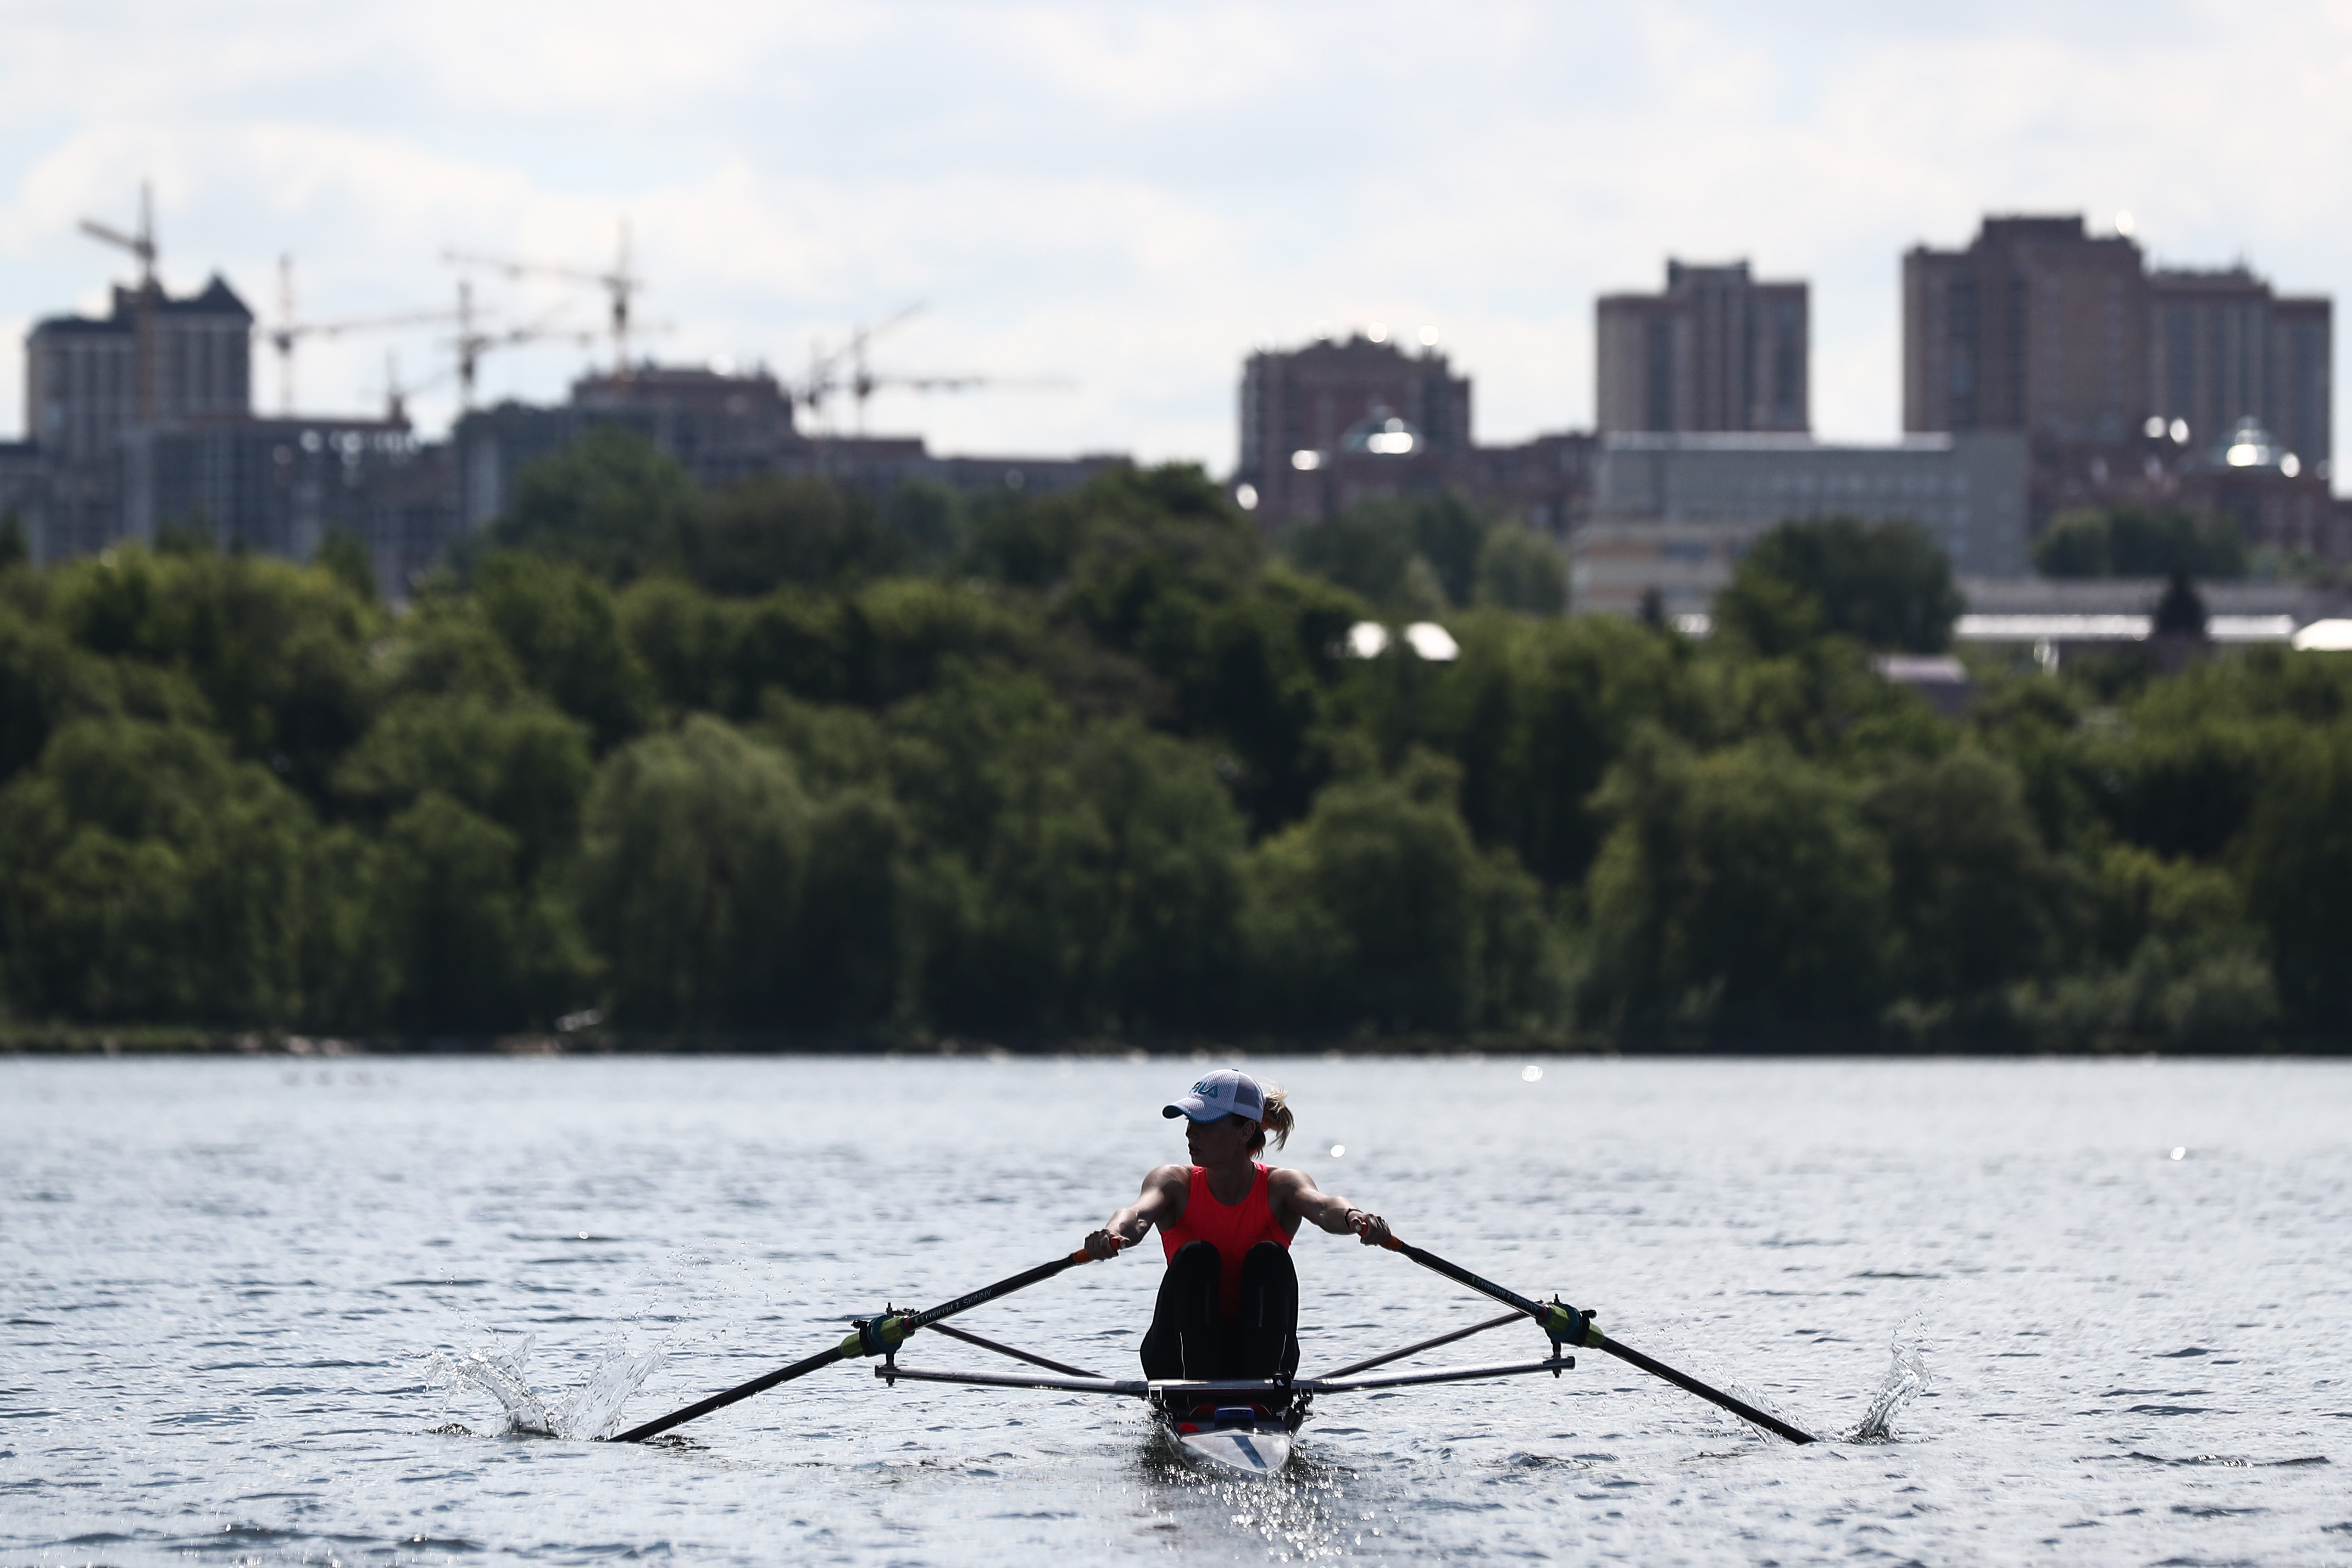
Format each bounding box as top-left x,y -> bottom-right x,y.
4,1 -> 2349,480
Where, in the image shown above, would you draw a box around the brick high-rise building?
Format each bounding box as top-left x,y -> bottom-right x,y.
1595,260 -> 1808,435
1235,333 -> 1472,525
1905,214 -> 2340,540
1903,216 -> 2149,444
2148,268 -> 2332,476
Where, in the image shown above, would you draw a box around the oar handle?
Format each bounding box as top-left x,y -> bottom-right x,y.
1380,1235 -> 1599,1345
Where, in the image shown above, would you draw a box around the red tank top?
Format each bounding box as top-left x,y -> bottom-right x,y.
1160,1163 -> 1292,1319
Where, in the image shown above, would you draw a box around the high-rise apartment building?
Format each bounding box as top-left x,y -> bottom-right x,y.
19,274 -> 258,559
2148,269 -> 2331,474
1595,261 -> 1808,434
25,277 -> 254,464
1903,216 -> 2149,444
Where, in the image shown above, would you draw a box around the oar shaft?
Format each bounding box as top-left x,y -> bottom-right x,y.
908,1251 -> 1089,1331
1389,1239 -> 1548,1320
1379,1235 -> 1816,1445
608,1343 -> 844,1445
1597,1333 -> 1817,1447
607,1244 -> 1110,1445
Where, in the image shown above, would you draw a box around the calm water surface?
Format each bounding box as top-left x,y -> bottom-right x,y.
3,1055 -> 2347,1566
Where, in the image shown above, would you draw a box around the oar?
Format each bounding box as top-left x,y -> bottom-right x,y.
607,1241 -> 1121,1444
1373,1233 -> 1817,1444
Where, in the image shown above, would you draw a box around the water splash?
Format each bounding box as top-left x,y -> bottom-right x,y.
557,1348 -> 666,1440
426,1337 -> 666,1441
1846,1331 -> 1930,1443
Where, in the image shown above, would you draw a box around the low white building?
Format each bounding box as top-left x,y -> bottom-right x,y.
1571,431 -> 2030,614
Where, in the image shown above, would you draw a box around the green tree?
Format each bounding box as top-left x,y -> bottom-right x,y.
0,604 -> 124,785
1281,507 -> 1443,614
2033,507 -> 2246,579
0,718 -> 353,1023
1472,524 -> 1567,615
2009,844 -> 2275,1049
1068,721 -> 1251,1031
1286,493 -> 1494,610
1176,568 -> 1364,833
334,693 -> 594,878
314,527 -> 378,603
473,553 -> 654,749
485,426 -> 700,584
1244,761 -> 1560,1035
1396,494 -> 1492,608
838,579 -> 1042,708
51,546 -> 379,801
378,592 -> 530,703
883,479 -> 968,567
1418,612 -> 1702,887
2151,569 -> 2207,637
578,715 -> 820,1028
1862,750 -> 2065,1011
620,575 -> 752,715
883,671 -> 1113,1033
1721,517 -> 1962,653
1581,732 -> 1891,1035
681,475 -> 897,596
372,790 -> 592,1032
1056,468 -> 1265,650
2237,725 -> 2352,1033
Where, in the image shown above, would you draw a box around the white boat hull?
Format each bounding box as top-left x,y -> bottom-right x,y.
1170,1421 -> 1294,1475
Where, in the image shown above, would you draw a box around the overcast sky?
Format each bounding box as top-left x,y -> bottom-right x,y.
4,1 -> 2348,478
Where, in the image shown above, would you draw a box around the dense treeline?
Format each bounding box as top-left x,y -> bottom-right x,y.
1,431 -> 2345,1047
2032,505 -> 2250,580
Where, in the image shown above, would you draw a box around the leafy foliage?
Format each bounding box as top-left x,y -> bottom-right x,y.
1721,517 -> 1962,653
2033,507 -> 2247,580
0,441 -> 2338,1049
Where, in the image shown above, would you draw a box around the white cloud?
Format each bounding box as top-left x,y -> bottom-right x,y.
2,0 -> 2348,474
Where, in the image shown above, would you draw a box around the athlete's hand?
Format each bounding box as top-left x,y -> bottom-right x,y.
1083,1228 -> 1127,1261
1348,1210 -> 1392,1247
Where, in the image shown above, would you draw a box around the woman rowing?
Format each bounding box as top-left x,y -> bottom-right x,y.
1085,1069 -> 1392,1381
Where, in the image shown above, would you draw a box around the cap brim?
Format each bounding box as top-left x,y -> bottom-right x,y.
1163,1098 -> 1221,1121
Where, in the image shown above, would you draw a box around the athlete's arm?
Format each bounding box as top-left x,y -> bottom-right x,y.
1085,1164 -> 1189,1259
1268,1167 -> 1392,1246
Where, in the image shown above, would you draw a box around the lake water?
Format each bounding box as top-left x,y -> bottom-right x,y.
3,1054 -> 2347,1566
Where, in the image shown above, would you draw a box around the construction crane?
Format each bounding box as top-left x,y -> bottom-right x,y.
78,180 -> 158,286
77,181 -> 161,419
371,348 -> 452,426
796,302 -> 1072,433
270,255 -> 465,414
442,219 -> 642,375
796,301 -> 924,430
446,280 -> 596,410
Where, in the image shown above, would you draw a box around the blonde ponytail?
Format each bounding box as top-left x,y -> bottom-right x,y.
1255,1083 -> 1293,1152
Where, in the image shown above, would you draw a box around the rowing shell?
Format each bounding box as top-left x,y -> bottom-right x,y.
876,1352 -> 1575,1476
1167,1416 -> 1293,1474
1150,1381 -> 1307,1476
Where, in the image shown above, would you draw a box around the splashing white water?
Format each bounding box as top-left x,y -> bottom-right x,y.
1846,1332 -> 1930,1443
427,1337 -> 666,1441
557,1348 -> 666,1439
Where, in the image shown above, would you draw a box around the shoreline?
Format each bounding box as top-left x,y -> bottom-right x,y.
4,1027 -> 2344,1059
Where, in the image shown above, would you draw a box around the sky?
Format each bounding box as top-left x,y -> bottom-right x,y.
4,1 -> 2350,479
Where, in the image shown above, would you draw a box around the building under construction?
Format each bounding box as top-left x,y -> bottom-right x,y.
3,210 -> 1125,594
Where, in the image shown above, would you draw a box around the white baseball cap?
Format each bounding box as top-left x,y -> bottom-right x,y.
1163,1069 -> 1266,1124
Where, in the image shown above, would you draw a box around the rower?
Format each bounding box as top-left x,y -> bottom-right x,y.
1085,1069 -> 1392,1381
